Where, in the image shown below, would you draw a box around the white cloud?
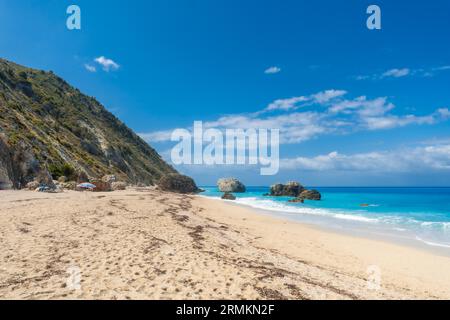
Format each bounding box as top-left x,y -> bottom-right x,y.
265,96 -> 309,111
355,75 -> 370,81
139,90 -> 449,145
356,65 -> 450,80
281,143 -> 450,172
437,108 -> 450,119
329,96 -> 394,116
329,97 -> 446,130
312,90 -> 347,104
381,68 -> 410,78
433,66 -> 450,71
94,56 -> 120,72
264,66 -> 281,74
139,130 -> 173,143
212,112 -> 328,144
363,114 -> 436,130
84,64 -> 97,73
264,89 -> 347,112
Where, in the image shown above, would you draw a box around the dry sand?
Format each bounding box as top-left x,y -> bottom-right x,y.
1,188 -> 450,300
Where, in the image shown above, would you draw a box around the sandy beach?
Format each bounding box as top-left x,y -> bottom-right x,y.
1,188 -> 450,300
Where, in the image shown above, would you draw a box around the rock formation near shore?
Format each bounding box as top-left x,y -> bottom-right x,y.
0,58 -> 177,189
268,182 -> 305,197
158,174 -> 201,194
0,136 -> 14,189
266,181 -> 322,201
298,189 -> 322,201
217,178 -> 246,193
221,192 -> 236,200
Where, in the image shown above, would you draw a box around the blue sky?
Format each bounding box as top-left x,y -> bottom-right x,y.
1,0 -> 450,186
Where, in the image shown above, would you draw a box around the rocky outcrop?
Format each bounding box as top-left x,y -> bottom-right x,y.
288,198 -> 304,203
23,170 -> 57,191
298,189 -> 322,201
58,176 -> 67,183
60,181 -> 77,190
111,181 -> 127,191
35,170 -> 56,189
90,179 -> 112,192
102,175 -> 117,184
217,178 -> 246,193
0,166 -> 13,189
268,184 -> 286,196
88,175 -> 128,192
25,181 -> 40,190
0,135 -> 41,189
0,58 -> 178,187
221,192 -> 236,200
76,171 -> 89,183
158,174 -> 200,194
265,181 -> 321,202
267,182 -> 305,197
0,136 -> 13,189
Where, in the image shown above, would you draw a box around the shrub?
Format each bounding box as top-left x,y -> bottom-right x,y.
18,71 -> 28,79
49,163 -> 76,180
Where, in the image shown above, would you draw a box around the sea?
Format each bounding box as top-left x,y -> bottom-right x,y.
200,186 -> 450,253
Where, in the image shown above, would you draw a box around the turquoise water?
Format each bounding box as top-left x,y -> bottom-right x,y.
201,187 -> 450,250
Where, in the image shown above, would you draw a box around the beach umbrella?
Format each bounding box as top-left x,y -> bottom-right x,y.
77,183 -> 96,189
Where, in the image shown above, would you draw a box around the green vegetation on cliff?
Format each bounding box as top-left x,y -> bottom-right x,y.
0,58 -> 176,188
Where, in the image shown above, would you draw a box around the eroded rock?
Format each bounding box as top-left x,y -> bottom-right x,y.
298,189 -> 322,201
217,178 -> 246,193
268,182 -> 304,197
221,192 -> 237,200
158,174 -> 200,194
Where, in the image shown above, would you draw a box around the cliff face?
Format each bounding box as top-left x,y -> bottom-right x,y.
0,136 -> 14,189
0,58 -> 176,189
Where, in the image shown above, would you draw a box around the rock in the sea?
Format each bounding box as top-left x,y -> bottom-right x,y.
221,192 -> 236,200
269,184 -> 284,196
217,178 -> 246,193
298,189 -> 322,201
288,198 -> 304,203
111,181 -> 127,191
269,181 -> 304,197
158,174 -> 200,194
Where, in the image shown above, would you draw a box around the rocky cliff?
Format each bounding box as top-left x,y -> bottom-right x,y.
0,58 -> 176,189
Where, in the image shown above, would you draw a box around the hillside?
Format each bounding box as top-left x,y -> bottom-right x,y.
0,58 -> 176,189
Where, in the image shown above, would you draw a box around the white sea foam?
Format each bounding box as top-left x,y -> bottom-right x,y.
232,197 -> 379,223
333,214 -> 378,223
415,237 -> 450,248
419,221 -> 450,231
200,193 -> 450,249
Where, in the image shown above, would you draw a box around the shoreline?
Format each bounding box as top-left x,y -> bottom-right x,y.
193,195 -> 450,299
1,189 -> 450,299
199,195 -> 450,258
